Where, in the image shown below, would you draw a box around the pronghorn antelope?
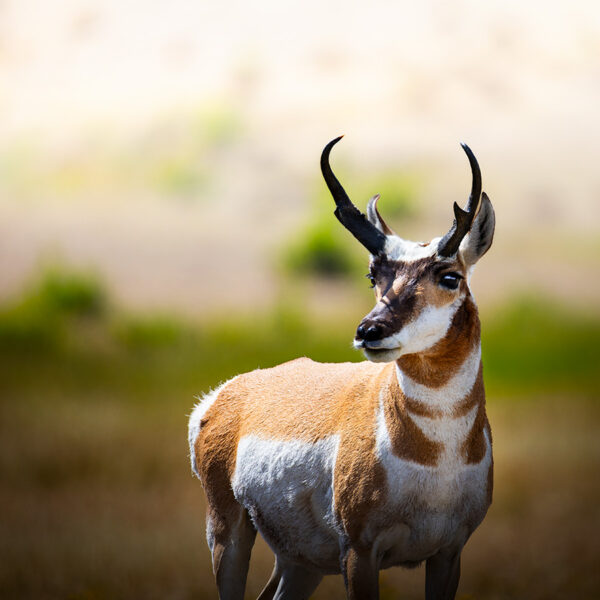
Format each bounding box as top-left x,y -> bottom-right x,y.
189,136 -> 495,600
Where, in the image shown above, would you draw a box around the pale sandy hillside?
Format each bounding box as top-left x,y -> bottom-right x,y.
1,0 -> 599,314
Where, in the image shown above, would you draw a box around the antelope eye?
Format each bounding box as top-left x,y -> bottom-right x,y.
365,273 -> 376,288
439,272 -> 462,290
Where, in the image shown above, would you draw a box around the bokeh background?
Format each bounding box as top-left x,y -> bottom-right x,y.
1,1 -> 599,598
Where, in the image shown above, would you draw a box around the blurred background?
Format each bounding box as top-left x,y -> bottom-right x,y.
1,1 -> 599,598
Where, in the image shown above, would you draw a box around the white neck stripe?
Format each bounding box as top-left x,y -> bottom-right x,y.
395,344 -> 481,413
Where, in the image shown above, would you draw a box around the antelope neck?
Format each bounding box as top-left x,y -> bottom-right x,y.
394,297 -> 482,411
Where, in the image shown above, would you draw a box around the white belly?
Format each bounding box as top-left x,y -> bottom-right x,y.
232,434 -> 342,572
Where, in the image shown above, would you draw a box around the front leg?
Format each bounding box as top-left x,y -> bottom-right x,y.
425,548 -> 461,600
342,547 -> 379,600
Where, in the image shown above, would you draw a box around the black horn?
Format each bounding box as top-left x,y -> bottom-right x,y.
437,143 -> 482,257
321,136 -> 387,256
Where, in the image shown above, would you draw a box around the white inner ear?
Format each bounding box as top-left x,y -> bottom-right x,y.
459,193 -> 495,267
366,194 -> 384,231
367,194 -> 396,236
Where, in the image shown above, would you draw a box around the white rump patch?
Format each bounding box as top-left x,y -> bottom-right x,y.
188,378 -> 236,478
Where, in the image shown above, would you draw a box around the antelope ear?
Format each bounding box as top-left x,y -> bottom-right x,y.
367,194 -> 395,235
460,192 -> 495,266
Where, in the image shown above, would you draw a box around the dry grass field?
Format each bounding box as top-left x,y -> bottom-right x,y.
1,385 -> 598,599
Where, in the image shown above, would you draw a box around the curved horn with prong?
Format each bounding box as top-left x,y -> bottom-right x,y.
321,136 -> 387,256
437,143 -> 482,257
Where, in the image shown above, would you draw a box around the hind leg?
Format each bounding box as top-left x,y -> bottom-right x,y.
271,562 -> 323,600
207,505 -> 256,600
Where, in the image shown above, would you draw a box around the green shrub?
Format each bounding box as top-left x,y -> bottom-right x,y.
281,168 -> 420,279
115,316 -> 186,349
0,267 -> 105,351
283,220 -> 359,276
35,269 -> 105,317
0,303 -> 63,350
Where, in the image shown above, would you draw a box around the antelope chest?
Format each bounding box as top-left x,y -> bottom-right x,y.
369,402 -> 493,565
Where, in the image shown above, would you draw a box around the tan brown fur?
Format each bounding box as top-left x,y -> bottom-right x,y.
403,396 -> 446,419
218,358 -> 384,441
194,385 -> 244,547
333,365 -> 394,547
461,370 -> 489,464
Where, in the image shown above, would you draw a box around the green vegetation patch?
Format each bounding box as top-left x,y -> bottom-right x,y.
482,296 -> 600,395
0,268 -> 105,351
283,219 -> 360,276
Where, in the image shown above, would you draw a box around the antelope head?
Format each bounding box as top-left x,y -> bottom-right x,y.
321,136 -> 495,363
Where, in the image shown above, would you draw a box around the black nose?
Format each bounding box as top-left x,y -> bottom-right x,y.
356,322 -> 383,342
